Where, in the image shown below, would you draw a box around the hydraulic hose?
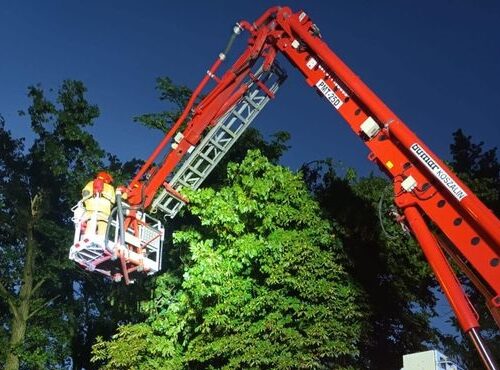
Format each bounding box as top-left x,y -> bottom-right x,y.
103,190 -> 126,254
104,207 -> 117,253
116,190 -> 126,248
222,24 -> 242,56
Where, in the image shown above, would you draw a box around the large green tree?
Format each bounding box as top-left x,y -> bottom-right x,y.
302,161 -> 438,369
302,128 -> 500,368
93,150 -> 364,369
0,81 -> 104,369
437,129 -> 500,369
0,81 -> 157,370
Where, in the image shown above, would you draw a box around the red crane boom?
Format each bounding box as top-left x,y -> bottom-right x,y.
69,7 -> 499,368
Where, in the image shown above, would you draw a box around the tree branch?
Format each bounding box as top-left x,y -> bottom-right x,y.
0,279 -> 14,303
28,294 -> 60,320
0,280 -> 18,318
31,277 -> 47,296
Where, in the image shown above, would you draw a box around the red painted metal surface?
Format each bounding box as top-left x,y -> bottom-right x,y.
404,206 -> 480,331
245,7 -> 500,312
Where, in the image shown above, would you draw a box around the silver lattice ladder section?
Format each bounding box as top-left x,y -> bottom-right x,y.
151,64 -> 286,217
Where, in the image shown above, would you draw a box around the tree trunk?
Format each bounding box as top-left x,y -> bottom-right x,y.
4,216 -> 36,370
4,309 -> 28,370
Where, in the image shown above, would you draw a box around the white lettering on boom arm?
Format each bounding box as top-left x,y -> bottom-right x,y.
316,79 -> 344,110
410,143 -> 468,201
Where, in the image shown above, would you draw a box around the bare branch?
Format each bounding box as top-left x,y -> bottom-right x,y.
30,192 -> 43,218
28,294 -> 60,320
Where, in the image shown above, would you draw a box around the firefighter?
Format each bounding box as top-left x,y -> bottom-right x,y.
81,171 -> 116,236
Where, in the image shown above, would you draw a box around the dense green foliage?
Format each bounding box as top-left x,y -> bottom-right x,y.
449,129 -> 499,214
0,81 -> 104,369
134,77 -> 193,132
302,129 -> 500,369
92,150 -> 364,369
438,129 -> 500,370
302,161 -> 437,369
0,81 -> 148,370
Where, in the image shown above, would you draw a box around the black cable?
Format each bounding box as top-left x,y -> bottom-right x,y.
413,186 -> 437,201
104,207 -> 118,252
378,183 -> 399,240
378,179 -> 409,240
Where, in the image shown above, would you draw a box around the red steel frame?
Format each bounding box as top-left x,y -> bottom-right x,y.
118,6 -> 498,367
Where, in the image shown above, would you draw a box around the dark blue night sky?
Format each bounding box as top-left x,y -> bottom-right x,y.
1,1 -> 499,175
